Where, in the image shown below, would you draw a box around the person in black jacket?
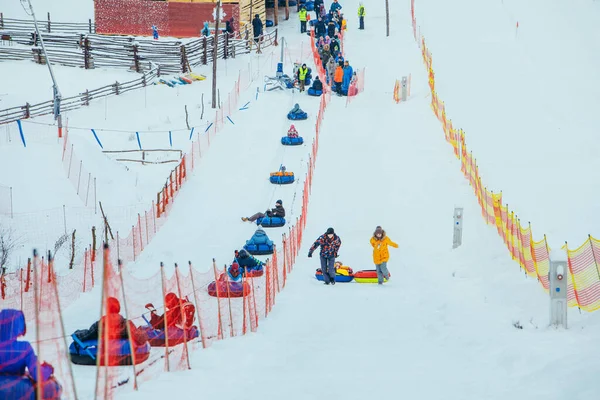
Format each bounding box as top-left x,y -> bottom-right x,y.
225,17 -> 235,35
310,76 -> 323,92
315,18 -> 326,38
327,20 -> 336,38
242,200 -> 285,222
252,14 -> 263,43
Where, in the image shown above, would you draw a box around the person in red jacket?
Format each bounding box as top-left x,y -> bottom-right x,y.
308,227 -> 342,285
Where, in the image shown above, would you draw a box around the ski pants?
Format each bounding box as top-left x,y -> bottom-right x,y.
248,212 -> 266,222
375,262 -> 389,284
320,255 -> 336,283
359,16 -> 364,30
300,21 -> 307,33
299,78 -> 306,92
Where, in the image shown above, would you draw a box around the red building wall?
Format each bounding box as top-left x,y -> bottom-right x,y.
95,0 -> 239,38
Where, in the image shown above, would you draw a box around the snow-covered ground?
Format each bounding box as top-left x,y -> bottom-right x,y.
2,0 -> 600,399
414,0 -> 600,246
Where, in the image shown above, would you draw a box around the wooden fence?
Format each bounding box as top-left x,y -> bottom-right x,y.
1,24 -> 278,73
0,68 -> 158,125
0,12 -> 96,34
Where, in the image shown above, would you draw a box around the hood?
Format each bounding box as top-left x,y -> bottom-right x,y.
203,22 -> 209,29
0,309 -> 26,343
253,228 -> 268,238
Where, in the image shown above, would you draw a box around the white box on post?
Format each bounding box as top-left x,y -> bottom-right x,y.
453,207 -> 463,249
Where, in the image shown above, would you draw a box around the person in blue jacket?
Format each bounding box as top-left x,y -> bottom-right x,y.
246,228 -> 273,248
219,262 -> 243,283
235,249 -> 265,272
201,21 -> 210,37
341,60 -> 354,95
330,0 -> 342,14
0,309 -> 62,400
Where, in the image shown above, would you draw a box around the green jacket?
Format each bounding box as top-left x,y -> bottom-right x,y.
358,6 -> 366,17
299,9 -> 307,22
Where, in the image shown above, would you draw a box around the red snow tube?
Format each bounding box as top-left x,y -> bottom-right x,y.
353,270 -> 390,283
207,281 -> 251,298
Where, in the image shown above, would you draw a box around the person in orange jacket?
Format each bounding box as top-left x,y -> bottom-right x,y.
370,226 -> 398,284
333,62 -> 344,95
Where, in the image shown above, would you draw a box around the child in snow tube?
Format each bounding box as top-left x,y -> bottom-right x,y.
307,76 -> 324,96
270,165 -> 295,184
234,249 -> 265,277
69,297 -> 150,366
243,228 -> 274,255
0,309 -> 63,400
208,264 -> 251,297
315,261 -> 354,283
287,103 -> 308,120
281,124 -> 304,145
141,293 -> 200,347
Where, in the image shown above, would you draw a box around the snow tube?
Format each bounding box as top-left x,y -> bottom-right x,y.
241,264 -> 265,277
207,281 -> 251,298
0,376 -> 62,400
281,136 -> 304,145
141,326 -> 200,347
305,1 -> 315,11
287,111 -> 308,120
244,242 -> 274,256
315,270 -> 354,283
69,338 -> 151,366
256,216 -> 286,227
269,171 -> 295,184
307,88 -> 323,96
353,270 -> 390,284
266,19 -> 274,27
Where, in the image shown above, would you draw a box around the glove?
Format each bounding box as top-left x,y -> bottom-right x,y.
145,303 -> 156,312
308,251 -> 313,258
40,362 -> 54,380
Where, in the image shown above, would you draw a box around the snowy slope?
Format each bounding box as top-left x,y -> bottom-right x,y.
413,0 -> 600,246
112,0 -> 600,399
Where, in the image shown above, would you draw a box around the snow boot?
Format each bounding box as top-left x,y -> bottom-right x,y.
330,278 -> 335,285
241,217 -> 249,222
324,281 -> 330,285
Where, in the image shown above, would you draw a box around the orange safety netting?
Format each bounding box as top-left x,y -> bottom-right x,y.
411,0 -> 595,310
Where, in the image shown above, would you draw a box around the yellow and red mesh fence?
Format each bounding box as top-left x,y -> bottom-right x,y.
411,0 -> 599,311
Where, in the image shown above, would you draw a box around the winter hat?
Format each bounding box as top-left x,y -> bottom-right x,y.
106,297 -> 121,314
238,249 -> 249,258
276,199 -> 283,206
326,227 -> 335,235
374,226 -> 385,237
231,262 -> 240,274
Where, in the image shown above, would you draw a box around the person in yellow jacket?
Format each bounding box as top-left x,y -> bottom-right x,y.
370,226 -> 398,284
358,3 -> 366,30
299,7 -> 308,34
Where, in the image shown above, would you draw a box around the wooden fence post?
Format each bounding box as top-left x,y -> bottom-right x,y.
224,33 -> 229,59
88,19 -> 93,33
47,12 -> 51,33
202,36 -> 208,65
133,44 -> 140,73
114,81 -> 120,95
83,37 -> 91,69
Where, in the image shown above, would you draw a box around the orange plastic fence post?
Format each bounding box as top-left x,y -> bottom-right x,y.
159,263 -> 171,372
174,263 -> 191,370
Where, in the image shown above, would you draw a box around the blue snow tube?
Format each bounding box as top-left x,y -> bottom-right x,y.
307,88 -> 323,96
305,1 -> 315,11
0,376 -> 62,400
256,216 -> 286,227
244,242 -> 274,255
315,272 -> 354,283
142,326 -> 200,347
269,173 -> 295,184
287,112 -> 308,120
281,136 -> 304,145
266,19 -> 274,27
69,337 -> 151,366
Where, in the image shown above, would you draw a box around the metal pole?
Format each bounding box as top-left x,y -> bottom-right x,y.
212,1 -> 221,109
24,0 -> 62,135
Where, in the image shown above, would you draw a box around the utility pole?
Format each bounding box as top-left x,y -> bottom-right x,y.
212,0 -> 222,109
22,0 -> 62,136
385,0 -> 390,37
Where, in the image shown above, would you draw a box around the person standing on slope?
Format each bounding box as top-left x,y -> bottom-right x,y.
358,3 -> 366,30
308,228 -> 342,285
370,226 -> 398,284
